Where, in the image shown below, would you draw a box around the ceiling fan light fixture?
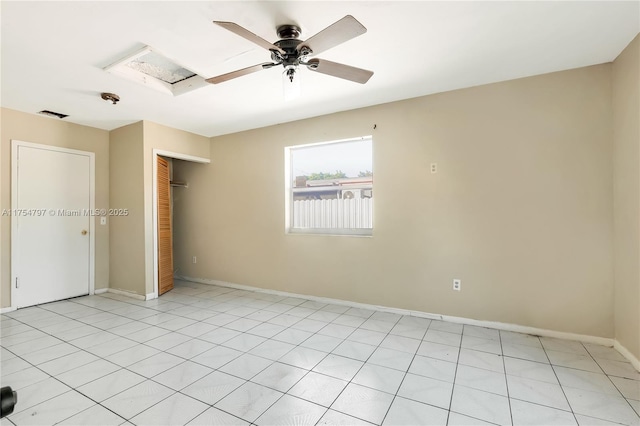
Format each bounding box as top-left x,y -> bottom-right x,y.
282,66 -> 300,101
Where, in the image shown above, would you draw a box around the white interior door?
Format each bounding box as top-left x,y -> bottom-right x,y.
13,143 -> 92,308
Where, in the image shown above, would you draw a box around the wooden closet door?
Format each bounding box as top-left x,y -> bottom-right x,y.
157,156 -> 174,295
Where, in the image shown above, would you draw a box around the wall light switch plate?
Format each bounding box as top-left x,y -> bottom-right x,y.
100,217 -> 107,225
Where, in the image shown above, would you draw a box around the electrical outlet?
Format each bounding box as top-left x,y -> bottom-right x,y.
453,279 -> 461,291
192,256 -> 197,264
431,163 -> 438,174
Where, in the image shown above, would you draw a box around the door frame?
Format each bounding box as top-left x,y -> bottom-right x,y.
10,140 -> 96,309
151,149 -> 209,299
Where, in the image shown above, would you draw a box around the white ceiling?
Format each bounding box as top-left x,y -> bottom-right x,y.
1,1 -> 638,137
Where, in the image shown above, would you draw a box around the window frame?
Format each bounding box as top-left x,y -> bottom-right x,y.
284,135 -> 373,237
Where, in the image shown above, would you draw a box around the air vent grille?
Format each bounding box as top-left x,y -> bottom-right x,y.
38,110 -> 68,119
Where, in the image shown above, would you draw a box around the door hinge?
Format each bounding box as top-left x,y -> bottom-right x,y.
15,277 -> 19,289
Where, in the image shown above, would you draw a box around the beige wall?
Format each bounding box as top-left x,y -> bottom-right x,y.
1,108 -> 110,308
109,122 -> 145,295
173,64 -> 615,338
612,35 -> 640,359
141,121 -> 210,295
108,121 -> 212,297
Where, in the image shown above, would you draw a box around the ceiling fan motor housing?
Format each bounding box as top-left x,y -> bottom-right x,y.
272,37 -> 307,66
276,25 -> 301,39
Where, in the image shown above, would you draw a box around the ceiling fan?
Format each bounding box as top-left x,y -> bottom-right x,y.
206,15 -> 374,97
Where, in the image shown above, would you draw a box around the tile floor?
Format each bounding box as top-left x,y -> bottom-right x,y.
1,280 -> 639,426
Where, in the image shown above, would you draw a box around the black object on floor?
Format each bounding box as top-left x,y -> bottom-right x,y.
0,386 -> 17,418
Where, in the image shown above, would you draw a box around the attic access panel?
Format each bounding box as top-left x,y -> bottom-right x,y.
104,46 -> 207,96
127,50 -> 196,84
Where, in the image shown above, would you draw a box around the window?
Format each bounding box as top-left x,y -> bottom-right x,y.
285,136 -> 373,236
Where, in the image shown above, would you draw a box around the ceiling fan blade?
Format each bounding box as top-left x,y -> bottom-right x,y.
214,21 -> 285,55
206,63 -> 272,84
306,59 -> 373,84
297,15 -> 367,56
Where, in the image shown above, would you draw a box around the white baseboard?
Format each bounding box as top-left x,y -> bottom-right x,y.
178,275 -> 419,315
434,316 -> 614,347
4,288 -> 136,310
614,340 -> 640,372
3,288 -> 108,313
97,288 -> 155,301
177,275 -> 628,359
103,288 -> 146,301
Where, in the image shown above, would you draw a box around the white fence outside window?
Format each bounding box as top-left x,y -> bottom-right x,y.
293,197 -> 373,229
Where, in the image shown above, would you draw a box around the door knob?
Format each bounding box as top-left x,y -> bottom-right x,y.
81,230 -> 88,235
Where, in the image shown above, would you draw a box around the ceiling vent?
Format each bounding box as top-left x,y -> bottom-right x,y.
38,110 -> 68,119
104,46 -> 207,96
